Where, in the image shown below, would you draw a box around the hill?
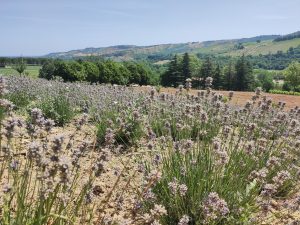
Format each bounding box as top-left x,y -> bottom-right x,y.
45,32 -> 300,61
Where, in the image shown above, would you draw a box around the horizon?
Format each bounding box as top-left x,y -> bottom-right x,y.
1,0 -> 300,56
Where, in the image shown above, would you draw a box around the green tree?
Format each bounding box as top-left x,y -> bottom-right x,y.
39,60 -> 56,80
161,55 -> 183,87
13,58 -> 27,76
213,64 -> 222,89
68,61 -> 86,81
255,70 -> 274,92
223,61 -> 235,90
82,61 -> 99,83
199,57 -> 214,88
182,53 -> 192,81
235,55 -> 254,91
284,61 -> 300,91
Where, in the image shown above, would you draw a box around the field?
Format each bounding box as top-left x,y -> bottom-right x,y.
156,87 -> 300,109
0,75 -> 300,224
0,65 -> 41,77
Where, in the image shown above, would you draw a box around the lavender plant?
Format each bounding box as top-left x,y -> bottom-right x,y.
1,75 -> 299,225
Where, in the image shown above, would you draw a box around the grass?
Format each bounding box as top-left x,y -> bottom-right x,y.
0,65 -> 41,78
193,38 -> 300,56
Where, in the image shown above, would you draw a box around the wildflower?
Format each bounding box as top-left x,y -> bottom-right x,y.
84,191 -> 94,204
76,113 -> 88,130
0,76 -> 8,96
43,119 -> 55,132
153,154 -> 161,165
150,88 -> 155,99
202,192 -> 230,222
151,220 -> 162,225
266,156 -> 281,168
200,111 -> 208,123
212,138 -> 221,151
244,141 -> 255,155
150,204 -> 167,217
168,178 -> 179,195
10,160 -> 19,171
272,170 -> 291,187
178,215 -> 190,225
261,183 -> 277,197
2,117 -> 18,139
3,184 -> 12,193
28,141 -> 42,160
244,101 -> 252,110
52,134 -> 64,153
30,108 -> 44,126
185,78 -> 192,91
143,189 -> 156,201
179,184 -> 188,197
92,160 -> 104,177
255,87 -> 262,96
205,77 -> 213,88
0,99 -> 15,111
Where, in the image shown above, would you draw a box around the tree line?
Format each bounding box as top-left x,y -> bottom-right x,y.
273,31 -> 300,42
39,59 -> 159,85
0,57 -> 48,67
161,53 -> 257,91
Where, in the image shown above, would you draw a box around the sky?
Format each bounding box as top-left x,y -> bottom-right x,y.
0,0 -> 299,56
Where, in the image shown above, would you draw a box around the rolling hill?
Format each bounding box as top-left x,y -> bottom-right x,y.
45,32 -> 300,61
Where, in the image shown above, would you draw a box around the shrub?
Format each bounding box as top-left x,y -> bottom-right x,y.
96,110 -> 144,149
5,91 -> 32,110
37,93 -> 75,126
269,89 -> 300,96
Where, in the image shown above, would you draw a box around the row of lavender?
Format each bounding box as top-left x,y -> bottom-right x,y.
1,75 -> 300,224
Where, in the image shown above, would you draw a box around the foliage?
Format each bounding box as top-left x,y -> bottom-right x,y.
284,61 -> 300,91
142,90 -> 299,225
37,93 -> 76,126
96,109 -> 144,149
269,89 -> 300,96
254,69 -> 274,92
5,91 -> 32,110
235,55 -> 254,91
12,58 -> 27,76
39,60 -> 156,85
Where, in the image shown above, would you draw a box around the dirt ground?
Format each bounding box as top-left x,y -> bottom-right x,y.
137,86 -> 300,110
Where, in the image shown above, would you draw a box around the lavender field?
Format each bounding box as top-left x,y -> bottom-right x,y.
0,75 -> 300,225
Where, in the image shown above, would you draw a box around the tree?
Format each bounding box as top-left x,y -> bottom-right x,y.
82,61 -> 99,83
161,55 -> 183,87
39,60 -> 56,80
182,53 -> 192,81
255,70 -> 274,92
13,58 -> 27,76
235,55 -> 254,91
199,57 -> 214,88
284,61 -> 300,91
68,61 -> 86,81
213,64 -> 222,90
223,61 -> 235,90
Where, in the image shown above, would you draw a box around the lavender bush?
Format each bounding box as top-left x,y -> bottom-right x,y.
0,75 -> 299,224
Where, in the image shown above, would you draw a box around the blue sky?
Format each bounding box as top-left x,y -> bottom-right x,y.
0,0 -> 299,56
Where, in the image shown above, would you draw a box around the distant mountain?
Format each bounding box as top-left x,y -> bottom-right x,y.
273,31 -> 300,42
45,32 -> 300,61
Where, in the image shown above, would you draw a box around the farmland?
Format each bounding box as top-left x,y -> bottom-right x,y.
0,75 -> 299,224
0,65 -> 41,77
